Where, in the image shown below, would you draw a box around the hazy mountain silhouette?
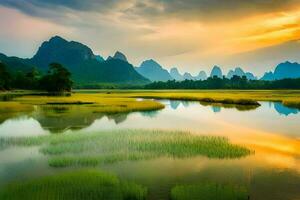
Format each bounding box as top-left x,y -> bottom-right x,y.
227,67 -> 257,80
170,67 -> 184,81
261,61 -> 300,80
183,72 -> 195,80
210,66 -> 223,78
196,71 -> 208,80
170,67 -> 207,81
136,59 -> 173,82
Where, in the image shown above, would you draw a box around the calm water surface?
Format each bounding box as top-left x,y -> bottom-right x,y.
0,100 -> 299,200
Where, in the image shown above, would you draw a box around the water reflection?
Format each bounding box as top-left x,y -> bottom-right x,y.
0,99 -> 299,200
273,102 -> 299,116
0,100 -> 299,135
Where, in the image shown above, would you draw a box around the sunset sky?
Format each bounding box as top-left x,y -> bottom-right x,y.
1,0 -> 300,76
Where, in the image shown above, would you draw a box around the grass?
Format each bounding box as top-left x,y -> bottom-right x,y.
104,90 -> 300,109
0,93 -> 165,120
1,90 -> 300,125
0,170 -> 147,200
170,183 -> 249,200
0,130 -> 252,168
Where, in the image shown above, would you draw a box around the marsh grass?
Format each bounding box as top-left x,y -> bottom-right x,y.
0,170 -> 147,200
120,90 -> 300,109
170,183 -> 248,200
0,130 -> 252,168
12,94 -> 165,114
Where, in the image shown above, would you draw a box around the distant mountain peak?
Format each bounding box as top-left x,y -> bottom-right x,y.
136,59 -> 173,82
210,65 -> 223,78
49,35 -> 67,43
142,59 -> 162,69
170,67 -> 183,81
112,51 -> 128,62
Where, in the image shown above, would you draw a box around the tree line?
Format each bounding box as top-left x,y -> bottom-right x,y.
0,62 -> 72,92
144,76 -> 300,90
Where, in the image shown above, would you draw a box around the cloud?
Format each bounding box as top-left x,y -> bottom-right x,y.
1,0 -> 299,23
1,0 -> 300,74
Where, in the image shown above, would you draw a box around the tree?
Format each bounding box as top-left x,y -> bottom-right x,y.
0,62 -> 12,90
39,63 -> 73,93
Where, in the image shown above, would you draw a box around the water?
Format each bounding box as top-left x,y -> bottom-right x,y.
0,100 -> 299,199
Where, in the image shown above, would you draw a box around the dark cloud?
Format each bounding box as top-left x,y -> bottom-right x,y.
0,0 -> 116,12
1,0 -> 299,22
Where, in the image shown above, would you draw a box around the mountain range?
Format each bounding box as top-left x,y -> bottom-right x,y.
1,36 -> 149,85
261,61 -> 300,81
0,35 -> 299,85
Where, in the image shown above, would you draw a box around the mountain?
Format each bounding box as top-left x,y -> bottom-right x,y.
245,72 -> 256,80
2,36 -> 150,85
0,53 -> 34,73
227,67 -> 257,80
183,72 -> 195,80
196,71 -> 207,80
261,61 -> 300,80
261,71 -> 275,81
107,51 -> 128,62
170,67 -> 184,81
210,66 -> 223,78
95,55 -> 104,62
31,36 -> 95,71
274,61 -> 300,79
136,59 -> 173,82
170,68 -> 207,81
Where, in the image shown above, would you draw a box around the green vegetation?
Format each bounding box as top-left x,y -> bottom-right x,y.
0,62 -> 72,93
0,170 -> 147,200
0,130 -> 252,167
0,62 -> 12,90
170,183 -> 248,200
145,76 -> 300,90
39,63 -> 73,93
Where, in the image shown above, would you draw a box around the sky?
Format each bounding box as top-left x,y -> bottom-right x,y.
1,0 -> 300,76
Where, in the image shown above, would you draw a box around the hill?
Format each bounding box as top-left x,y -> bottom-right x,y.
136,59 -> 173,82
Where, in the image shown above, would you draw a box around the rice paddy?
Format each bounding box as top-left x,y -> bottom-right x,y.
0,170 -> 147,200
0,130 -> 252,167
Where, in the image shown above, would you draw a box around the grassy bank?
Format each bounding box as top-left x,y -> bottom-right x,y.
116,90 -> 300,108
0,130 -> 252,167
0,92 -> 165,127
0,170 -> 147,200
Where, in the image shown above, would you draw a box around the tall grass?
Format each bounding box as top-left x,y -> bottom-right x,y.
0,170 -> 147,200
0,130 -> 253,167
170,183 -> 248,200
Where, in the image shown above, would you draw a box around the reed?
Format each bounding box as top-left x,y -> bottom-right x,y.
171,183 -> 248,200
0,170 -> 147,200
0,130 -> 253,168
